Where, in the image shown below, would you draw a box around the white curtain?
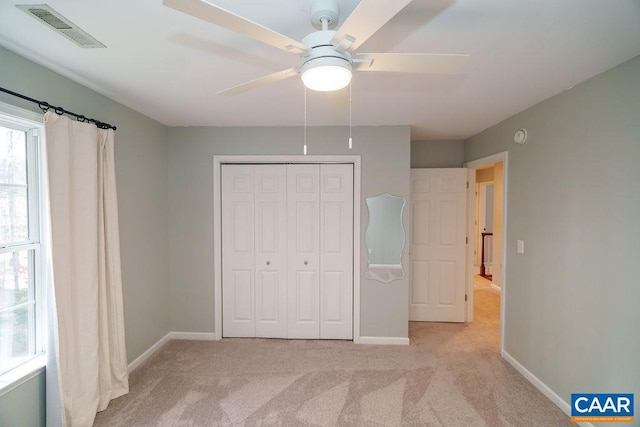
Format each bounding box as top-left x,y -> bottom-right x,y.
44,112 -> 129,427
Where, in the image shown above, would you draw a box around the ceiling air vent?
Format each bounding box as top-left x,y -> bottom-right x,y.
16,4 -> 105,48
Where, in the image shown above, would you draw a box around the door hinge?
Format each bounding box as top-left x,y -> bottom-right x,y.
466,181 -> 469,189
465,294 -> 468,301
465,237 -> 468,244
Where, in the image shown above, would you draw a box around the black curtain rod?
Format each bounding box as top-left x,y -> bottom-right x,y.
0,86 -> 116,131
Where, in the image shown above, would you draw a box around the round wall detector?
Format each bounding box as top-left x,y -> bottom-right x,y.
514,128 -> 528,144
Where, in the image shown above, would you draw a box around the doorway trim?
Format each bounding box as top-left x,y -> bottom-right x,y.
464,151 -> 508,353
213,155 -> 362,342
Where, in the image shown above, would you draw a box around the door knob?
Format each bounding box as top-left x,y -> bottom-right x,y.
266,261 -> 270,266
304,261 -> 308,265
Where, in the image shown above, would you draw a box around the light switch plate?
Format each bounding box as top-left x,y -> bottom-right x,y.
517,240 -> 525,254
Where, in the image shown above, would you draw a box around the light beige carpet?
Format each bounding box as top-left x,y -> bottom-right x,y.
94,288 -> 573,426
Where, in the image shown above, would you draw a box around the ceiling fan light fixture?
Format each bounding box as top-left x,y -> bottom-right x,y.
301,57 -> 352,92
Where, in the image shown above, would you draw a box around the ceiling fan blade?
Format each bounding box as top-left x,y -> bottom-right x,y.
331,0 -> 413,51
163,0 -> 308,54
218,68 -> 299,96
354,53 -> 469,74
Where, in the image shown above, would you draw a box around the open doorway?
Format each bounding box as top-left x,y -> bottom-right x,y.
407,156 -> 507,352
475,174 -> 498,286
465,152 -> 507,352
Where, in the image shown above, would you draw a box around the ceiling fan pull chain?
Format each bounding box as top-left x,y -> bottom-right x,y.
349,81 -> 353,150
303,86 -> 308,155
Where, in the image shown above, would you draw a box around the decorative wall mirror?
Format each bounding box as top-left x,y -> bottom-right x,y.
364,193 -> 406,282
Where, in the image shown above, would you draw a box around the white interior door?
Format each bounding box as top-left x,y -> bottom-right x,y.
222,165 -> 255,337
319,164 -> 353,339
287,164 -> 321,338
254,165 -> 288,338
410,168 -> 467,322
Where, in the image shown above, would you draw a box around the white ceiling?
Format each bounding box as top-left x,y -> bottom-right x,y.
1,0 -> 639,140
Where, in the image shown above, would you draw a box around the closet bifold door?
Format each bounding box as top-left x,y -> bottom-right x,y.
286,164 -> 354,339
222,162 -> 353,340
221,164 -> 288,338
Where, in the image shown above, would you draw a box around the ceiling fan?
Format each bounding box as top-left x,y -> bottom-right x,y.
163,0 -> 468,95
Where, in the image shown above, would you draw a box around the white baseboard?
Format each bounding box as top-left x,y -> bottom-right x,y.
128,331 -> 218,373
128,332 -> 171,372
491,283 -> 501,292
358,336 -> 410,346
168,331 -> 218,341
130,333 -> 411,375
501,350 -> 594,427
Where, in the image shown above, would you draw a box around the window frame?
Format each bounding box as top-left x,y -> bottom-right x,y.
0,101 -> 46,395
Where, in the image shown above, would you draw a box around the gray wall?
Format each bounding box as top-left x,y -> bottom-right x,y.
168,126 -> 411,338
0,46 -> 170,425
0,374 -> 45,427
411,139 -> 464,168
465,55 -> 640,410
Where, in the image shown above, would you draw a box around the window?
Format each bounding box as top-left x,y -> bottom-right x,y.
0,103 -> 44,380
